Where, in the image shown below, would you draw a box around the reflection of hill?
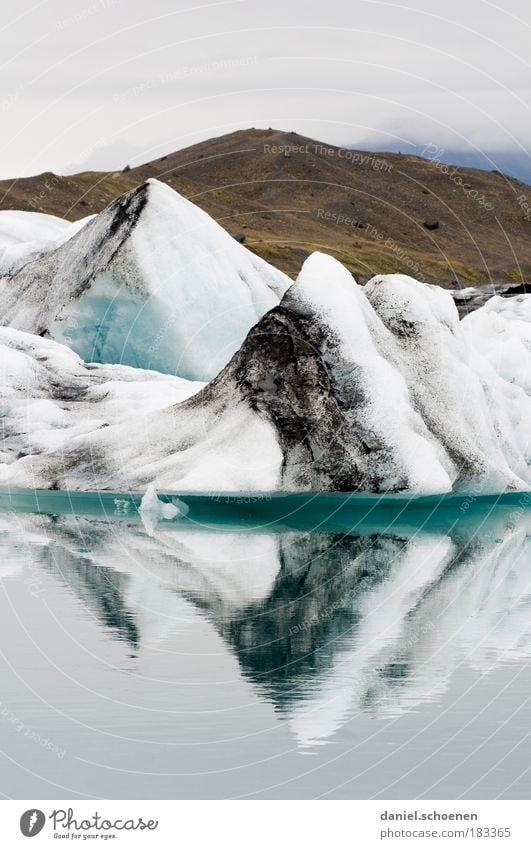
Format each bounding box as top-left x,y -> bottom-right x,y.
2,506 -> 531,747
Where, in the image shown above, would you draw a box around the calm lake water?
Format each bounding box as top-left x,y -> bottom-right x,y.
0,490 -> 530,799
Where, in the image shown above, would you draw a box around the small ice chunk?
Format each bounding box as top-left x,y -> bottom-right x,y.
138,484 -> 188,534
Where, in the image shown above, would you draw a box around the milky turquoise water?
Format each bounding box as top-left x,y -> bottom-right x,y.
0,490 -> 530,799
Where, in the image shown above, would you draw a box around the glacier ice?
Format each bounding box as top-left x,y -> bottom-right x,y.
0,180 -> 290,380
462,294 -> 531,391
0,323 -> 280,492
0,209 -> 92,276
1,250 -> 531,495
0,327 -> 204,476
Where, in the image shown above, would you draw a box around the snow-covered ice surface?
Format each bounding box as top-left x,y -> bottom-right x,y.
0,327 -> 205,483
462,294 -> 531,392
363,272 -> 531,493
1,208 -> 531,494
0,210 -> 92,276
0,324 -> 281,492
0,180 -> 290,380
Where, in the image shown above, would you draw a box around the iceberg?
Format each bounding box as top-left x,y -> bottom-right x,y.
138,483 -> 188,535
2,251 -> 531,495
0,180 -> 291,380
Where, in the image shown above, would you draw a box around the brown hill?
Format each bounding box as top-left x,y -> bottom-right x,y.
1,128 -> 530,286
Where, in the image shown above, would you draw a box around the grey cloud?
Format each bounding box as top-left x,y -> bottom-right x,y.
0,0 -> 529,179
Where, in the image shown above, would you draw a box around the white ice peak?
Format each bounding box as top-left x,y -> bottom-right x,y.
0,179 -> 291,381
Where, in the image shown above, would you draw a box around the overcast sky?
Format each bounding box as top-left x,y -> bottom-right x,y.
0,0 -> 530,179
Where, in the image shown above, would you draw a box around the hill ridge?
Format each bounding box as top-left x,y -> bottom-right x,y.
1,127 -> 530,286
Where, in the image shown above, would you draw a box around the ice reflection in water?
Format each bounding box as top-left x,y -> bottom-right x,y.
1,493 -> 531,755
